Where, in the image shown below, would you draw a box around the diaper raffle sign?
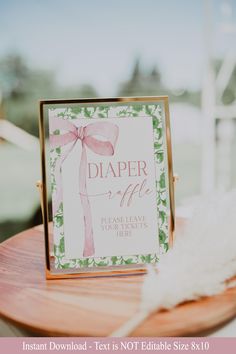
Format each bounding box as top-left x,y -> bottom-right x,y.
39,97 -> 175,278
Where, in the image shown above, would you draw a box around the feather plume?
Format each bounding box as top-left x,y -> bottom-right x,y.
111,190 -> 236,336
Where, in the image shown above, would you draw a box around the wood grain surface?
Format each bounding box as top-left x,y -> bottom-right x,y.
0,220 -> 236,337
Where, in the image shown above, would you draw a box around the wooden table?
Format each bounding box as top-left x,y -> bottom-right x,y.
0,220 -> 236,337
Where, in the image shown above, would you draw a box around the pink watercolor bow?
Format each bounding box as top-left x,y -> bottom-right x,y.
50,117 -> 119,257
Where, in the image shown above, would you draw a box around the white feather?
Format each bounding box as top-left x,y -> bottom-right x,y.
111,190 -> 236,336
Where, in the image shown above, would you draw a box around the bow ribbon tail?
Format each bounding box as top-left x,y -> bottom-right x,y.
79,142 -> 95,257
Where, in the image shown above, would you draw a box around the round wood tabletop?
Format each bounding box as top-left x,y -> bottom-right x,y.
0,220 -> 236,337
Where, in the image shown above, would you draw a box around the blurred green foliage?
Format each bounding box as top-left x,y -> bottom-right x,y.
118,58 -> 200,106
0,53 -> 98,136
214,59 -> 236,105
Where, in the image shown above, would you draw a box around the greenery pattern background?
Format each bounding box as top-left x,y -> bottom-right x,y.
49,102 -> 169,269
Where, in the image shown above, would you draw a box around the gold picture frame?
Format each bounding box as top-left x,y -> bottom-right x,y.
38,96 -> 175,279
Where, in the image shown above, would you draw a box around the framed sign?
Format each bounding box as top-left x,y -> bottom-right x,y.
39,97 -> 175,279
